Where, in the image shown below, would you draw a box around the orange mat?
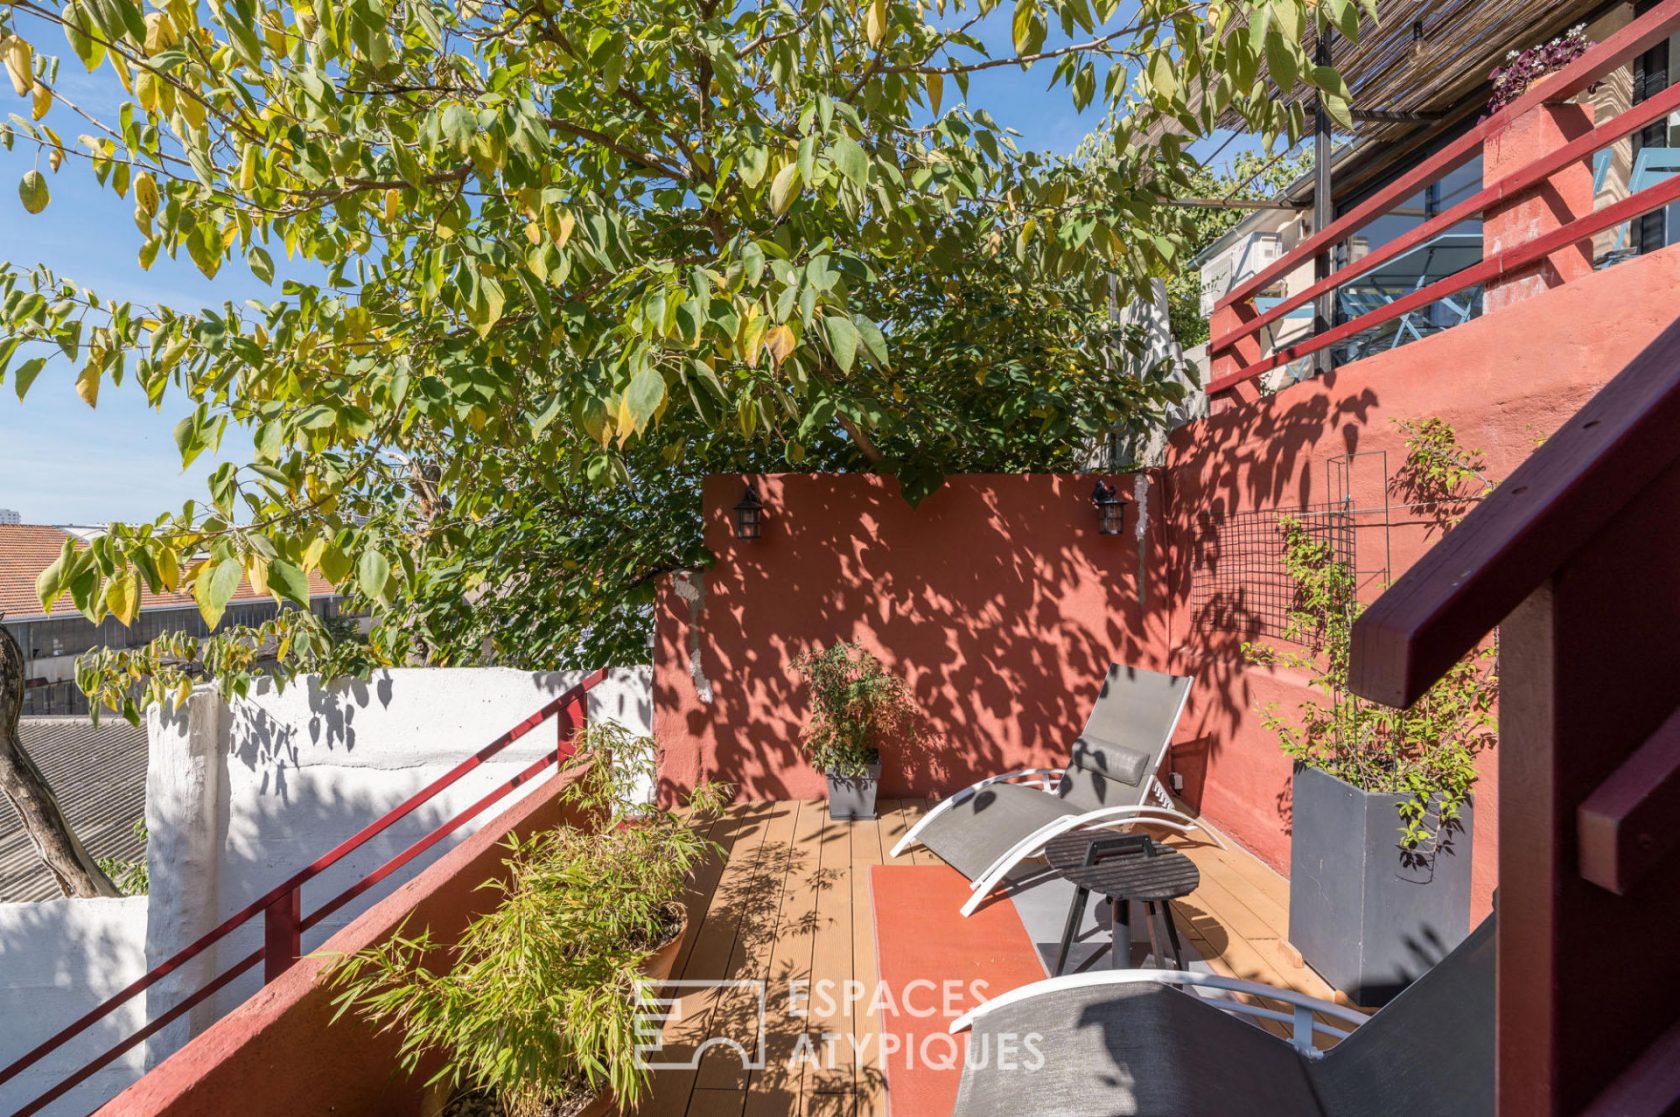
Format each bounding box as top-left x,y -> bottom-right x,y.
870,864 -> 1047,1117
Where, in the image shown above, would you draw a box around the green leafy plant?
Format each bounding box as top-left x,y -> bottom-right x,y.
328,722 -> 729,1116
1243,512 -> 1497,852
96,817 -> 149,895
793,641 -> 918,779
1389,417 -> 1493,536
0,0 -> 1369,711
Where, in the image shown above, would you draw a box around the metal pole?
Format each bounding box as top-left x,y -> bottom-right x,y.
1313,26 -> 1336,377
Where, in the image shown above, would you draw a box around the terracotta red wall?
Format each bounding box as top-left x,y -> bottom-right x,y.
655,243 -> 1680,922
100,771 -> 592,1117
656,472 -> 1177,802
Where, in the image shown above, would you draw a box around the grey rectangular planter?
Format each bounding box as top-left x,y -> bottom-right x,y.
1288,763 -> 1474,1007
825,763 -> 882,820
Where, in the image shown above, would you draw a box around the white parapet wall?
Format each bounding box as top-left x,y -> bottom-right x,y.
142,665 -> 652,1060
0,896 -> 149,1117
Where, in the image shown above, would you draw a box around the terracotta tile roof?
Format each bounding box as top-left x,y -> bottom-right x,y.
0,717 -> 149,902
0,523 -> 337,622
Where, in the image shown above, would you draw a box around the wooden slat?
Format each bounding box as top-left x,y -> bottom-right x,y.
1349,317 -> 1680,707
803,815 -> 857,1095
699,802 -> 802,1092
645,803 -> 1356,1116
639,803 -> 783,1117
848,815 -> 888,1117
743,802 -> 824,1116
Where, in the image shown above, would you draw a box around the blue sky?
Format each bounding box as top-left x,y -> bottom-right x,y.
0,12 -> 1234,526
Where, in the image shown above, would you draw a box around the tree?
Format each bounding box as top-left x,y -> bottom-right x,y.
0,0 -> 1369,700
0,622 -> 120,896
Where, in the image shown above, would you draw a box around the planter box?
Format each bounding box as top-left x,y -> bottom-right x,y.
1288,764 -> 1474,1007
825,764 -> 882,820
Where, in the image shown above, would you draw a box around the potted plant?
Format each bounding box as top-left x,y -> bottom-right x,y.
793,641 -> 917,820
328,721 -> 729,1116
1245,495 -> 1496,1007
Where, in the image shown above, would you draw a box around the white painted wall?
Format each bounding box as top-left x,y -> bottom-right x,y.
142,666 -> 652,1061
0,897 -> 148,1117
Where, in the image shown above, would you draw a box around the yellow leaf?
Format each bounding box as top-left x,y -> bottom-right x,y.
134,171 -> 159,216
4,36 -> 32,99
302,536 -> 327,573
764,324 -> 795,366
524,221 -> 543,245
237,145 -> 257,191
925,72 -> 943,116
865,0 -> 888,48
30,81 -> 51,121
106,572 -> 141,627
614,393 -> 635,445
245,554 -> 270,596
384,187 -> 400,223
75,360 -> 100,407
157,547 -> 180,591
136,70 -> 158,113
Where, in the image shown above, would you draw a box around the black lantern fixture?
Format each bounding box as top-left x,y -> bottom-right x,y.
733,483 -> 765,540
1091,480 -> 1129,535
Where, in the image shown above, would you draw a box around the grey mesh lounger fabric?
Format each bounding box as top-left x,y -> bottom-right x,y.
904,664 -> 1198,900
951,914 -> 1495,1117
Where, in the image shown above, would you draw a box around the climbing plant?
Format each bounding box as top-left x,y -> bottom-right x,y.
1244,424 -> 1499,850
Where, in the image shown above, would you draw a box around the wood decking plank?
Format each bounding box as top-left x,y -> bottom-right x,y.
848,816 -> 888,1117
743,802 -> 827,1115
629,800 -> 1336,1116
640,804 -> 783,1117
804,813 -> 858,1095
699,801 -> 803,1091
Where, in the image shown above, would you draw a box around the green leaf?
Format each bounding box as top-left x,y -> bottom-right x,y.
1011,0 -> 1046,56
268,558 -> 311,606
13,356 -> 46,401
822,316 -> 860,372
358,549 -> 392,603
624,368 -> 666,433
769,163 -> 801,217
1265,30 -> 1298,91
195,557 -> 243,630
830,136 -> 868,188
18,170 -> 49,214
248,246 -> 275,284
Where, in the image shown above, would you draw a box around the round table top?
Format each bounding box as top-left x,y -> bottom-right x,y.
1042,832 -> 1200,901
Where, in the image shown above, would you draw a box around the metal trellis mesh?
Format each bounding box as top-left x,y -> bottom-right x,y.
1190,503 -> 1357,640
1190,452 -> 1391,642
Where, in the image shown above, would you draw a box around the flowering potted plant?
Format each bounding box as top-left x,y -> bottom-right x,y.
793,641 -> 918,820
1487,24 -> 1592,114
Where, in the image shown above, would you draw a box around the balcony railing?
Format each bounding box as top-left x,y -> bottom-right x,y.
1208,0 -> 1680,400
0,668 -> 607,1117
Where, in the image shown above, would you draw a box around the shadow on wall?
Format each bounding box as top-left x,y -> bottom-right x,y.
655,474 -> 1181,803
145,667 -> 653,1065
0,896 -> 149,1117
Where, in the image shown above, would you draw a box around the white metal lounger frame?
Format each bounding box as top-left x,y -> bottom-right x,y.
948,969 -> 1369,1058
890,677 -> 1219,917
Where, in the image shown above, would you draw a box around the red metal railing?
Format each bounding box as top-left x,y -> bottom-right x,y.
1208,0 -> 1680,396
0,668 -> 608,1117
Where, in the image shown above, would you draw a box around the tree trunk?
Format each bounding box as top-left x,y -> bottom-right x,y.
0,623 -> 119,897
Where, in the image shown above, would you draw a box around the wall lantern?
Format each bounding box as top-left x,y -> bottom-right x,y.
733,483 -> 765,540
1091,480 -> 1130,536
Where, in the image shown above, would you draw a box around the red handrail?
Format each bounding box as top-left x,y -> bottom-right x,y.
1215,0 -> 1680,315
1212,76 -> 1680,356
1208,169 -> 1680,393
1208,0 -> 1680,396
0,668 -> 608,1117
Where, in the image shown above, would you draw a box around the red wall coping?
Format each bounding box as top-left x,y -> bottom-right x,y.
99,767 -> 593,1117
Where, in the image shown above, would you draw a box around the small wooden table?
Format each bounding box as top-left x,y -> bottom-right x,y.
1045,832 -> 1199,975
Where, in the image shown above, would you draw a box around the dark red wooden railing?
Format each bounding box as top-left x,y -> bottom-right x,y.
1208,0 -> 1680,397
0,668 -> 607,1117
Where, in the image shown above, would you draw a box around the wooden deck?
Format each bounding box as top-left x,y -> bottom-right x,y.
632,799 -> 1350,1117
